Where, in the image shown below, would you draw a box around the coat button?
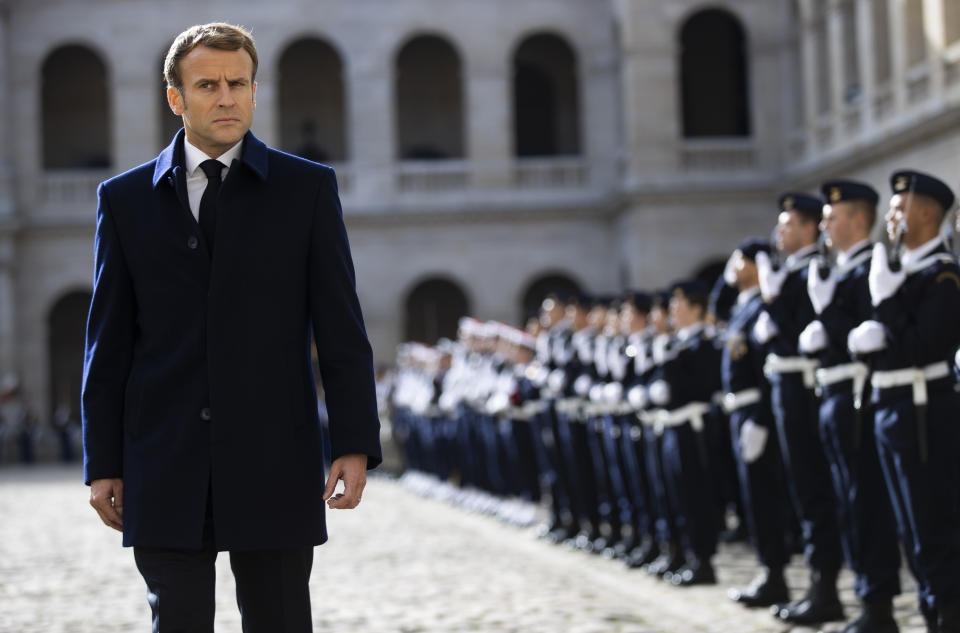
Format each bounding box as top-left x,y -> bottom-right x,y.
200,407 -> 212,421
187,235 -> 199,249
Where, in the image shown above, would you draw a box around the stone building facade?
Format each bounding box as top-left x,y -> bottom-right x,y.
0,0 -> 958,427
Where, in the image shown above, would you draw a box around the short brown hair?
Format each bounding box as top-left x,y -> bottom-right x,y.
164,23 -> 258,90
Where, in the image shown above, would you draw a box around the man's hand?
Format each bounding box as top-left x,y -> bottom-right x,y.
90,478 -> 123,531
323,454 -> 368,509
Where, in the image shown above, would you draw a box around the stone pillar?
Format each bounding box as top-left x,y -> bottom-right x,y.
582,44 -> 620,190
112,61 -> 161,172
345,48 -> 395,203
798,0 -> 822,154
855,0 -> 877,131
827,0 -> 847,132
0,236 -> 14,381
465,53 -> 511,189
923,0 -> 946,97
0,2 -> 12,218
888,0 -> 908,112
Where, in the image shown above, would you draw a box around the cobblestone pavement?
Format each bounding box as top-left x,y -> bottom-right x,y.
0,465 -> 928,633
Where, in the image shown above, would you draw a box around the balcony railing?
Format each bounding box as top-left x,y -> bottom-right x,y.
38,170 -> 108,205
513,157 -> 588,188
679,138 -> 757,172
396,160 -> 470,193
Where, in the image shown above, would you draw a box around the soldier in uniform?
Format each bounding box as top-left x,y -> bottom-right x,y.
755,195 -> 845,625
649,279 -> 722,585
722,238 -> 793,608
849,171 -> 960,633
800,180 -> 902,633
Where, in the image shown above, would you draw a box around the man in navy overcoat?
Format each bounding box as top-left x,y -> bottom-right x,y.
81,23 -> 381,632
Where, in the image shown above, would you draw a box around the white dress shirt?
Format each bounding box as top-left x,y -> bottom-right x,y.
183,139 -> 243,222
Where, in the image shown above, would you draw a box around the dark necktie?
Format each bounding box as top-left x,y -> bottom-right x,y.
198,159 -> 223,254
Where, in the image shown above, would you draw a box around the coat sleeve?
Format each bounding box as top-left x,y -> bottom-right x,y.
308,168 -> 383,469
81,183 -> 136,485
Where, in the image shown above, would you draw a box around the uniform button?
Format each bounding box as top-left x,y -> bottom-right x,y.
200,407 -> 212,421
187,235 -> 199,249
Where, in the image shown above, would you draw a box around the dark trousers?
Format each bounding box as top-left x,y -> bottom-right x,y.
770,373 -> 844,572
875,391 -> 960,616
819,386 -> 900,602
619,415 -> 654,538
643,425 -> 676,544
730,405 -> 791,569
133,499 -> 314,633
662,423 -> 718,561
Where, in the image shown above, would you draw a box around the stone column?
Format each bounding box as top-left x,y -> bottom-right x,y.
923,0 -> 946,97
0,2 -> 12,218
345,47 -> 395,203
855,0 -> 877,130
112,60 -> 161,172
888,0 -> 908,112
465,53 -> 511,189
798,0 -> 822,154
827,0 -> 846,134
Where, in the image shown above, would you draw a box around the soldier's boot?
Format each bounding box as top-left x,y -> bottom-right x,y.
829,600 -> 899,633
775,568 -> 844,625
645,541 -> 682,578
626,537 -> 659,569
670,557 -> 717,587
729,566 -> 790,608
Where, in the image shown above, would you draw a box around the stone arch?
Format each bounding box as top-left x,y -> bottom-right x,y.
512,32 -> 581,156
47,290 -> 91,422
679,8 -> 751,137
395,34 -> 465,160
519,271 -> 582,324
278,37 -> 348,162
403,276 -> 471,344
41,44 -> 111,169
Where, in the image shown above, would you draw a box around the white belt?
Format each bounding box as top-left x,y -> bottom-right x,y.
764,354 -> 820,389
816,362 -> 868,386
653,402 -> 711,433
722,388 -> 762,414
872,361 -> 950,406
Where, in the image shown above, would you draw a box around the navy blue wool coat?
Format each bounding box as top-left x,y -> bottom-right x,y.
82,130 -> 382,550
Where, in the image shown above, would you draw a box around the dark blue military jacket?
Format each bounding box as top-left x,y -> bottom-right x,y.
659,326 -> 721,409
872,242 -> 960,404
765,250 -> 817,356
815,242 -> 873,368
721,289 -> 771,423
82,130 -> 382,550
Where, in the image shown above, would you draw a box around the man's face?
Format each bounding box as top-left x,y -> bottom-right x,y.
775,211 -> 815,254
821,203 -> 855,251
669,295 -> 702,330
168,45 -> 257,157
885,193 -> 924,243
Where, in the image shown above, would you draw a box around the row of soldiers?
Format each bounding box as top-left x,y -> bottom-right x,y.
389,170 -> 960,633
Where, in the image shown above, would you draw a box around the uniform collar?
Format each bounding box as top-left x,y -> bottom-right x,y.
153,128 -> 269,188
785,243 -> 818,270
836,238 -> 871,267
737,286 -> 760,305
676,323 -> 704,341
902,236 -> 945,268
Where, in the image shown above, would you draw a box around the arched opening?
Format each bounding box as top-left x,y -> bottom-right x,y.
395,35 -> 464,160
278,38 -> 348,162
520,273 -> 581,324
404,278 -> 470,344
41,45 -> 111,169
679,9 -> 751,137
513,33 -> 581,156
48,291 -> 91,424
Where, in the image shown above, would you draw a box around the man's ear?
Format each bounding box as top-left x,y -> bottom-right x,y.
252,81 -> 257,108
167,86 -> 184,115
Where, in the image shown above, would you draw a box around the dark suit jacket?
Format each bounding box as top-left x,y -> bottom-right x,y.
81,129 -> 382,550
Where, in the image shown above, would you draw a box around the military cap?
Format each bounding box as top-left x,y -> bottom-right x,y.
820,180 -> 879,206
709,276 -> 738,322
671,279 -> 709,300
890,169 -> 955,211
778,192 -> 823,224
651,289 -> 672,307
626,290 -> 652,313
736,237 -> 772,261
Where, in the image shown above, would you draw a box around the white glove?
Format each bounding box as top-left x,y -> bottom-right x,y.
752,310 -> 779,344
723,251 -> 739,286
573,374 -> 593,397
798,320 -> 829,354
955,347 -> 960,372
868,243 -> 906,306
755,251 -> 787,301
627,385 -> 648,410
648,379 -> 671,406
739,419 -> 769,464
652,335 -> 672,365
588,383 -> 605,403
547,369 -> 566,394
603,382 -> 623,406
848,320 -> 887,355
807,259 -> 837,315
